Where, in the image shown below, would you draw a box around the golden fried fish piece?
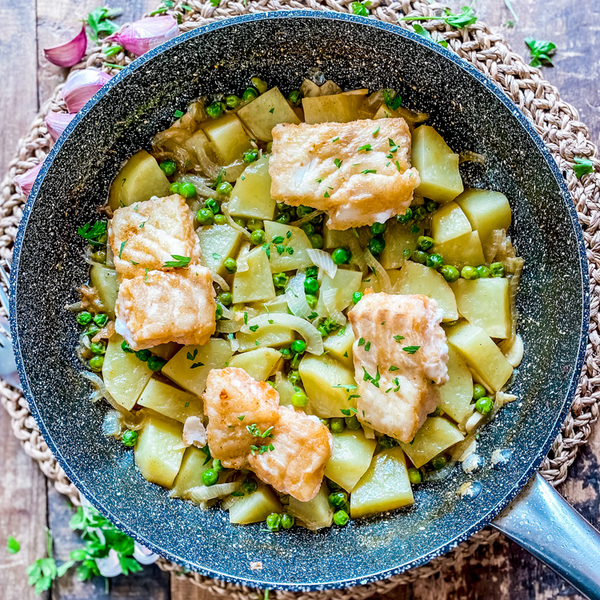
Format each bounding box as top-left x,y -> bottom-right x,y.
115,264 -> 216,350
204,368 -> 332,501
269,119 -> 420,230
348,293 -> 449,444
110,194 -> 201,280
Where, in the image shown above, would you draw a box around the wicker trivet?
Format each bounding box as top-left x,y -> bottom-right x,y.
1,0 -> 599,597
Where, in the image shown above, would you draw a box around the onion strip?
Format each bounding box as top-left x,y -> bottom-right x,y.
211,271 -> 230,292
348,235 -> 367,274
290,210 -> 324,228
364,249 -> 392,293
322,287 -> 346,326
222,203 -> 251,239
285,273 -> 312,319
187,482 -> 241,503
306,249 -> 337,279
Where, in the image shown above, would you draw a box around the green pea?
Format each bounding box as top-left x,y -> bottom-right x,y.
396,208 -> 413,224
224,258 -> 237,274
332,247 -> 352,265
93,313 -> 108,327
295,205 -> 313,218
475,396 -> 493,414
305,294 -> 317,309
288,89 -> 302,106
379,435 -> 397,449
266,513 -> 281,532
370,222 -> 387,236
136,349 -> 151,362
461,265 -> 479,280
328,491 -> 348,509
306,266 -> 318,278
275,212 -> 291,224
291,339 -> 307,354
242,87 -> 258,102
276,202 -> 290,213
121,340 -> 134,353
243,148 -> 259,163
426,200 -> 439,213
179,182 -> 197,199
431,455 -> 447,470
121,430 -> 138,447
490,262 -> 505,277
247,219 -> 263,232
225,94 -> 241,109
330,418 -> 345,434
333,510 -> 349,527
417,236 -> 435,251
201,469 -> 219,486
301,222 -> 315,236
408,467 -> 422,485
92,250 -> 106,264
218,292 -> 232,307
216,181 -> 233,196
345,415 -> 361,430
89,341 -> 106,355
320,418 -> 330,429
242,479 -> 258,494
214,214 -> 226,225
233,217 -> 246,228
291,389 -> 308,407
304,277 -> 319,295
368,236 -> 385,256
251,77 -> 268,94
206,101 -> 224,119
309,234 -> 324,249
89,356 -> 104,372
412,250 -> 428,265
288,370 -> 301,385
273,272 -> 289,289
215,304 -> 223,320
414,206 -> 427,221
196,208 -> 215,226
476,265 -> 491,278
147,355 -> 167,372
159,160 -> 177,176
205,198 -> 220,214
473,383 -> 487,400
426,254 -> 444,269
77,311 -> 92,326
280,513 -> 295,529
250,229 -> 265,245
169,182 -> 181,195
439,265 -> 460,283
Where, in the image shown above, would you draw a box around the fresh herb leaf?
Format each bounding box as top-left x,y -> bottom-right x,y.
332,384 -> 358,391
144,268 -> 149,283
372,126 -> 380,136
400,6 -> 477,29
351,1 -> 369,16
238,415 -> 245,421
574,157 -> 594,179
316,177 -> 323,183
358,337 -> 366,346
212,252 -> 222,260
389,365 -> 399,371
191,362 -> 204,369
525,38 -> 556,68
340,408 -> 352,416
360,169 -> 377,174
334,158 -> 343,169
331,136 -> 340,143
269,108 -> 275,114
244,312 -> 248,325
118,240 -> 127,259
364,341 -> 371,351
163,254 -> 191,268
412,23 -> 448,48
358,144 -> 372,152
210,0 -> 221,6
362,366 -> 381,388
86,7 -> 120,43
272,235 -> 285,244
403,345 -> 421,354
174,109 -> 184,119
393,335 -> 405,342
286,230 -> 292,239
77,221 -> 107,246
7,536 -> 20,554
324,191 -> 330,198
249,325 -> 259,332
382,90 -> 402,111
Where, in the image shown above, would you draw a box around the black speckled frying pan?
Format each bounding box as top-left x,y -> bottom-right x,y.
10,11 -> 600,596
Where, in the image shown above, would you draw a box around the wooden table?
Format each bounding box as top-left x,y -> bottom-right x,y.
0,1 -> 598,598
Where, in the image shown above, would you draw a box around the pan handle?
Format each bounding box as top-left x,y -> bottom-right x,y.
492,472 -> 600,600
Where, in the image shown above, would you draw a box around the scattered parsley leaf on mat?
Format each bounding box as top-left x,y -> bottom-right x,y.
27,529 -> 74,595
400,6 -> 477,29
351,2 -> 370,17
210,0 -> 222,6
412,24 -> 448,48
86,7 -> 121,43
525,38 -> 556,68
573,157 -> 594,179
7,536 -> 20,554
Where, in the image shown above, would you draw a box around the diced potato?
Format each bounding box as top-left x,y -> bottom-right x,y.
109,150 -> 170,210
380,220 -> 424,270
324,429 -> 377,492
342,88 -> 369,96
229,484 -> 282,524
197,223 -> 243,277
302,94 -> 364,124
288,483 -> 333,530
102,334 -> 153,410
137,378 -> 202,423
151,342 -> 180,361
229,348 -> 281,381
250,295 -> 289,315
170,447 -> 212,498
227,156 -> 276,221
319,80 -> 343,95
232,247 -> 276,304
411,126 -> 464,203
446,321 -> 513,391
201,113 -> 251,164
236,323 -> 295,352
350,447 -> 414,519
300,79 -> 321,98
135,410 -> 185,488
433,230 -> 485,270
439,346 -> 474,424
454,278 -> 511,339
275,375 -> 296,407
299,354 -> 358,418
373,104 -> 429,124
393,261 -> 458,322
237,87 -> 301,142
264,221 -> 314,272
316,268 -> 362,317
431,201 -> 472,244
90,264 -> 118,319
387,269 -> 402,288
455,188 -> 512,253
162,338 -> 232,396
400,417 -> 464,468
323,326 -> 355,368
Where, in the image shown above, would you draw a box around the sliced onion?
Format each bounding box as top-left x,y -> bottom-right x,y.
364,249 -> 392,293
222,203 -> 251,239
459,151 -> 486,164
236,243 -> 251,273
44,26 -> 87,67
96,549 -> 123,578
322,287 -> 346,326
307,249 -> 337,280
102,410 -> 123,438
62,69 -> 112,113
221,494 -> 242,511
285,273 -> 312,319
348,234 -> 367,274
229,336 -> 240,353
66,300 -> 84,312
15,161 -> 44,197
242,314 -> 324,355
290,209 -> 324,228
45,111 -> 75,141
501,334 -> 524,368
211,271 -> 230,292
106,15 -> 179,56
216,320 -> 242,334
187,482 -> 241,503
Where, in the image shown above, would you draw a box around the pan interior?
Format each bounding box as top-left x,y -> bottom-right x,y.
11,12 -> 588,590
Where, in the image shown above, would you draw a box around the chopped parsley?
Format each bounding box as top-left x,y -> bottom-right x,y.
286,231 -> 292,239
174,109 -> 184,119
244,312 -> 248,325
78,220 -> 107,246
238,415 -> 245,421
364,341 -> 371,351
269,108 -> 275,114
144,268 -> 149,283
340,407 -> 358,416
250,444 -> 274,455
393,335 -> 405,342
382,89 -> 402,111
212,252 -> 222,260
334,158 -> 343,169
361,169 -> 377,174
403,345 -> 421,354
357,144 -> 372,152
372,126 -> 380,136
331,136 -> 340,143
186,349 -> 203,368
389,365 -> 399,371
272,235 -> 285,244
324,190 -> 330,198
118,240 -> 127,259
316,177 -> 323,183
163,255 -> 191,268
332,384 -> 358,391
362,366 -> 381,388
249,325 -> 259,332
358,338 -> 366,346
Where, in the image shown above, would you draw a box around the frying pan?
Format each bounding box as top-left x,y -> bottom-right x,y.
10,11 -> 600,596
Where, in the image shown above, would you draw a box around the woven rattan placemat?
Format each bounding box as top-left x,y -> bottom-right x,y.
1,0 -> 599,597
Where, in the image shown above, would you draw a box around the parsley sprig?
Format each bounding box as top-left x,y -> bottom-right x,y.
163,254 -> 191,268
573,158 -> 594,179
400,7 -> 477,29
86,7 -> 121,43
77,221 -> 107,246
525,38 -> 556,68
412,24 -> 448,48
27,529 -> 73,595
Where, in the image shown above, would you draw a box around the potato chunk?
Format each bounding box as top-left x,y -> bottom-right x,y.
315,268 -> 363,321
433,230 -> 485,270
264,221 -> 314,272
90,264 -> 118,319
380,220 -> 423,270
431,201 -> 472,244
287,483 -> 333,530
302,94 -> 364,124
232,247 -> 276,304
197,223 -> 243,277
323,326 -> 355,368
236,323 -> 294,352
170,447 -> 212,498
201,113 -> 251,163
227,156 -> 277,221
229,347 -> 281,381
229,484 -> 282,524
439,346 -> 474,424
137,378 -> 202,423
